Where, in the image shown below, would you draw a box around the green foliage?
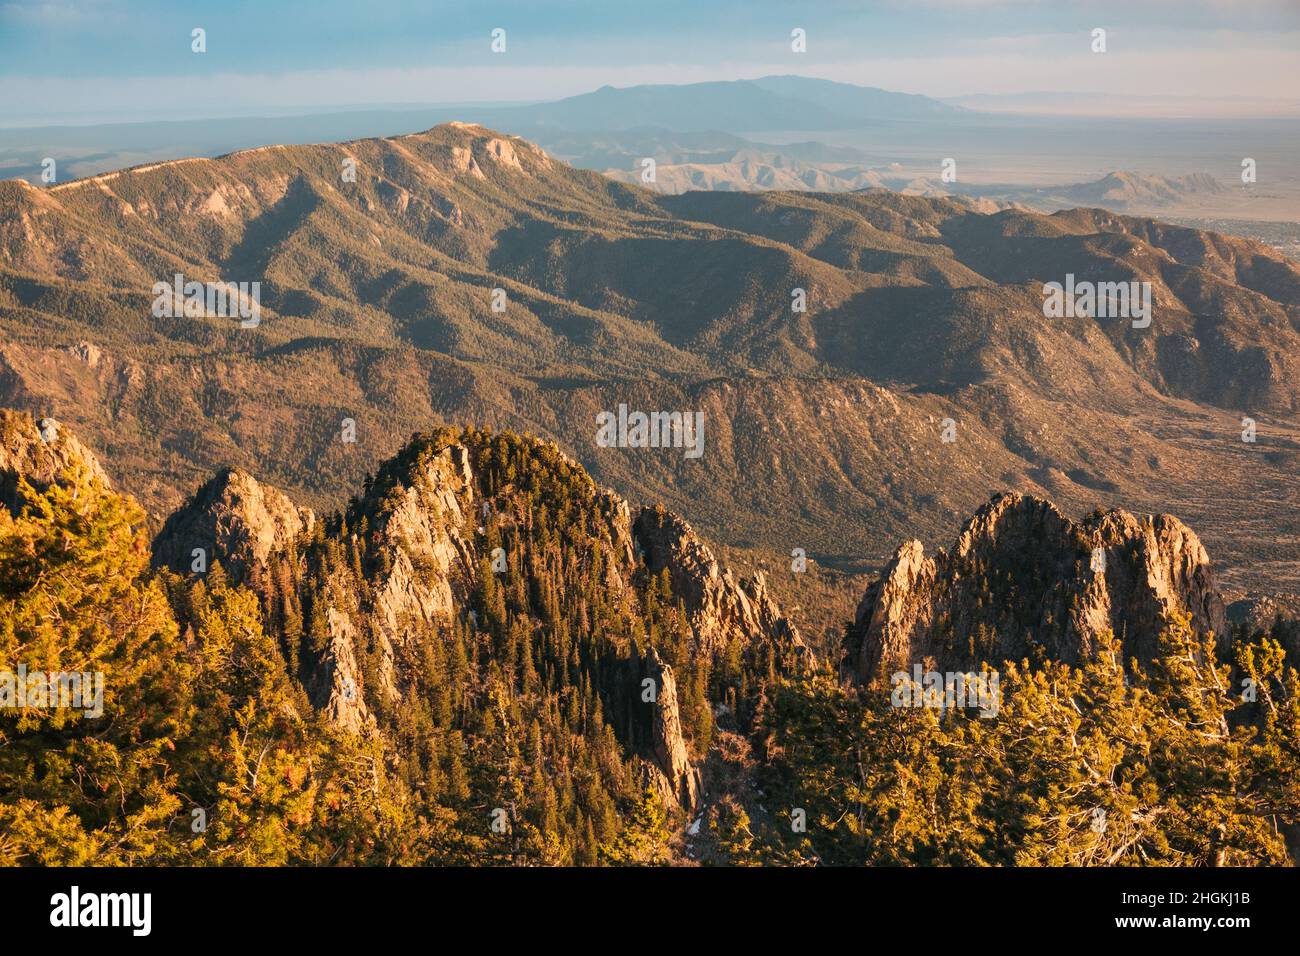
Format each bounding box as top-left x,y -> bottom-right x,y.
8,428 -> 1294,869
0,465 -> 192,864
599,787 -> 672,865
0,430 -> 787,866
758,615 -> 1300,866
0,465 -> 421,865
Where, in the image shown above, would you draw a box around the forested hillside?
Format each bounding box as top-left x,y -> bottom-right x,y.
3,411 -> 1298,865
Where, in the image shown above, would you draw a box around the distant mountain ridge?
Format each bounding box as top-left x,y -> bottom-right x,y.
1056,171 -> 1227,207
0,76 -> 963,183
487,75 -> 965,132
912,170 -> 1234,213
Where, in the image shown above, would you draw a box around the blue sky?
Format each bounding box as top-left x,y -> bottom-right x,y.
1,0 -> 1297,122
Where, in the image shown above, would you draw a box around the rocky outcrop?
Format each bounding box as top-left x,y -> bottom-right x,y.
143,425 -> 804,803
0,411 -> 112,511
645,649 -> 701,810
615,647 -> 701,811
850,493 -> 1228,682
151,468 -> 314,582
309,607 -> 372,734
634,505 -> 804,657
327,441 -> 479,708
0,409 -> 806,826
367,441 -> 477,630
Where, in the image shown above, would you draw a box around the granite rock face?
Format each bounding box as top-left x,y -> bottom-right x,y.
850,493 -> 1228,682
145,432 -> 804,812
152,467 -> 315,581
640,648 -> 702,811
0,411 -> 113,511
634,505 -> 804,659
306,606 -> 373,735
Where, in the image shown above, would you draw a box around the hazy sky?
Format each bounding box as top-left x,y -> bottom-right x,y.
1,0 -> 1297,123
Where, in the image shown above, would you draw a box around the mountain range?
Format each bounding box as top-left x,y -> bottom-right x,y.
5,75 -> 1289,235
485,76 -> 965,133
0,76 -> 961,184
602,155 -> 1228,211
1,121 -> 1298,649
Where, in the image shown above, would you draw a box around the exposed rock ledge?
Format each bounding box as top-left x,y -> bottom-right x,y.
0,411 -> 113,511
152,467 -> 314,582
850,492 -> 1227,682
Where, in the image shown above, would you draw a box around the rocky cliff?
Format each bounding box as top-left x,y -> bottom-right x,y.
0,411 -> 113,511
634,505 -> 804,658
612,647 -> 703,811
848,492 -> 1228,682
152,467 -> 315,581
145,427 -> 806,811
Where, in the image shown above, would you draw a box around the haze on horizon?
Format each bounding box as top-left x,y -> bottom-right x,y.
1,0 -> 1298,127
